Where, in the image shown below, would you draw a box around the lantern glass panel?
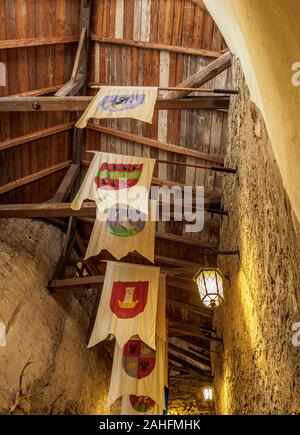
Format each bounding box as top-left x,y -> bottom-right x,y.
194,268 -> 225,308
202,386 -> 213,401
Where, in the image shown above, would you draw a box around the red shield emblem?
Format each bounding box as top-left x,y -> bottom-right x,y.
123,337 -> 156,379
110,281 -> 149,319
130,395 -> 156,413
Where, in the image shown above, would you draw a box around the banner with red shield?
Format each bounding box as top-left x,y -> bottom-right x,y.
88,262 -> 160,350
110,281 -> 149,319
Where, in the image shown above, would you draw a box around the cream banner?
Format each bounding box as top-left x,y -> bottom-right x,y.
85,203 -> 156,263
88,262 -> 160,350
76,86 -> 158,128
108,336 -> 167,411
71,151 -> 155,215
120,395 -> 164,415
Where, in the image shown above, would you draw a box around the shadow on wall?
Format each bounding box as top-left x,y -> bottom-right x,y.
0,219 -> 111,415
205,0 -> 300,228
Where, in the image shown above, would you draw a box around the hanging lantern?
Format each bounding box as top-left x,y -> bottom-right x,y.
202,386 -> 213,401
193,268 -> 224,308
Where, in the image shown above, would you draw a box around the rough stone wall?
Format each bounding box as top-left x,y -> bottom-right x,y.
0,219 -> 111,415
168,380 -> 215,415
212,59 -> 300,414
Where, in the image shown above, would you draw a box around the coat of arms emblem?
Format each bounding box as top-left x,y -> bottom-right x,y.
130,395 -> 156,412
110,281 -> 149,318
123,337 -> 156,379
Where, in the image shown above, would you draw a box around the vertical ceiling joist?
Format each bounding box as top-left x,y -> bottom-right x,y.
72,0 -> 92,194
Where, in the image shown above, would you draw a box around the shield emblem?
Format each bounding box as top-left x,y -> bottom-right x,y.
123,337 -> 156,379
94,162 -> 143,190
105,205 -> 145,237
110,281 -> 149,319
99,94 -> 145,112
130,395 -> 156,413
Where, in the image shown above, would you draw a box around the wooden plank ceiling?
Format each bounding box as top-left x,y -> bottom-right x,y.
0,0 -> 231,379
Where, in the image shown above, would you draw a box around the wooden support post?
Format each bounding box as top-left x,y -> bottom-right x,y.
71,0 -> 92,186
50,164 -> 80,203
48,217 -> 77,292
71,27 -> 87,82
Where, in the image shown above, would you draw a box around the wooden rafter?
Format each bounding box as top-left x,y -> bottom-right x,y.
167,277 -> 197,293
86,124 -> 224,165
166,299 -> 213,319
11,84 -> 64,97
156,232 -> 217,249
50,164 -> 80,203
168,343 -> 211,369
0,202 -> 199,219
0,96 -> 230,112
162,51 -> 232,100
54,74 -> 86,98
0,161 -> 72,196
168,354 -> 213,378
48,275 -> 105,292
0,123 -> 74,153
190,0 -> 208,11
89,83 -> 237,96
79,234 -> 216,251
0,35 -> 80,50
90,34 -> 221,58
71,27 -> 87,82
50,217 -> 77,286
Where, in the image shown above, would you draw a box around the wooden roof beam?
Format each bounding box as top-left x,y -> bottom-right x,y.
48,275 -> 104,292
0,96 -> 230,112
190,0 -> 208,11
11,84 -> 65,97
156,232 -> 217,249
0,161 -> 72,196
0,35 -> 80,50
166,298 -> 213,319
90,35 -> 221,58
162,51 -> 232,100
86,124 -> 224,165
50,164 -> 80,203
54,74 -> 86,97
0,202 -> 219,219
168,343 -> 211,369
0,123 -> 74,153
168,354 -> 213,378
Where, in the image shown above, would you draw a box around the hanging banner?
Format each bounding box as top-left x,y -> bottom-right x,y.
71,151 -> 155,214
107,275 -> 167,412
108,336 -> 167,411
156,274 -> 167,343
88,262 -> 160,350
120,395 -> 163,415
75,86 -> 158,128
84,203 -> 156,263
